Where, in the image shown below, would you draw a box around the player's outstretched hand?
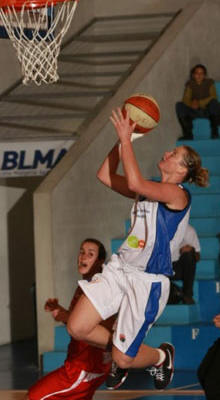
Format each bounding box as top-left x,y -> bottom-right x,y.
52,308 -> 69,323
110,107 -> 136,143
44,298 -> 59,312
45,298 -> 69,323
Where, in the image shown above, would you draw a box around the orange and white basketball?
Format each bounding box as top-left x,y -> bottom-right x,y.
122,93 -> 160,134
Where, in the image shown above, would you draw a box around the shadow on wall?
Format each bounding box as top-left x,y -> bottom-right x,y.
7,177 -> 43,342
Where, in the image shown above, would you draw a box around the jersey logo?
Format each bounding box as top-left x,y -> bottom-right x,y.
127,236 -> 145,248
120,334 -> 126,342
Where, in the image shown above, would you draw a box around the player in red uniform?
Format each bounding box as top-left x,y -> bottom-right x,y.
27,238 -> 114,400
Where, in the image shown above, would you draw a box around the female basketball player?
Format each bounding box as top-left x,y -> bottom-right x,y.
67,108 -> 209,391
27,238 -> 115,400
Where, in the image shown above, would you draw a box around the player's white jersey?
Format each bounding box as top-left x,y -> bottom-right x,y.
118,187 -> 191,276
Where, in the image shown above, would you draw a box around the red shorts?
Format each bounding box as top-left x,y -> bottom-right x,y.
28,366 -> 108,400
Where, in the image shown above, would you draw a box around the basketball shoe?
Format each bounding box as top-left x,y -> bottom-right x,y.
148,342 -> 175,390
105,362 -> 128,390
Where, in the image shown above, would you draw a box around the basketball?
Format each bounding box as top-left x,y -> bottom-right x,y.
122,93 -> 160,134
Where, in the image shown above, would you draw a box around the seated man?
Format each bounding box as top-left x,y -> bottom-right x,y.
170,224 -> 200,304
176,64 -> 220,139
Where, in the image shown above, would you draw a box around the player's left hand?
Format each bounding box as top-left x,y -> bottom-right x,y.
44,298 -> 59,311
52,307 -> 69,323
110,107 -> 136,143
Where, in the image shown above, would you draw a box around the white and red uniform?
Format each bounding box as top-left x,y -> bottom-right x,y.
80,188 -> 191,357
28,287 -> 112,400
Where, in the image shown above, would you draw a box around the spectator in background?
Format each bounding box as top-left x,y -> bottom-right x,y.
176,64 -> 220,140
170,224 -> 200,305
197,314 -> 220,400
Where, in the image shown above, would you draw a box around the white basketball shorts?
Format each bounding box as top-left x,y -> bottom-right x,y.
79,254 -> 170,357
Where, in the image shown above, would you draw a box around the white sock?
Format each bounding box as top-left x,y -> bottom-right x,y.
154,349 -> 166,366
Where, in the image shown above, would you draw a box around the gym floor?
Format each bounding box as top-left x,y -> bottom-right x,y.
0,338 -> 205,399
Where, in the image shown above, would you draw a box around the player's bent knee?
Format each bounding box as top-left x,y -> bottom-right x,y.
67,320 -> 89,341
67,321 -> 83,341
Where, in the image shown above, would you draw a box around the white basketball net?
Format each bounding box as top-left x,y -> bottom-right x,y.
0,0 -> 78,85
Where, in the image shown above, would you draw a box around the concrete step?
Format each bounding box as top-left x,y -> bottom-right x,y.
191,194 -> 220,217
43,351 -> 66,373
177,139 -> 220,156
156,304 -> 200,325
190,216 -> 220,237
196,259 -> 219,280
200,156 -> 220,175
199,280 -> 220,322
146,323 -> 220,369
199,237 -> 219,260
186,176 -> 220,195
54,325 -> 70,351
193,119 -> 220,140
165,279 -> 220,323
215,81 -> 220,98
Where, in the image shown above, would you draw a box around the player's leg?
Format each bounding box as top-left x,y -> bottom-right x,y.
68,256 -> 124,349
66,371 -> 111,400
108,272 -> 174,390
67,293 -> 111,349
176,102 -> 195,140
27,365 -> 80,400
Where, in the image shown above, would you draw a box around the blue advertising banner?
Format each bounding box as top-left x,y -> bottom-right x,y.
0,140 -> 74,177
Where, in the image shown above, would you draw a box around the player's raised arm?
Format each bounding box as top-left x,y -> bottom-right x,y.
97,140 -> 136,199
111,108 -> 207,210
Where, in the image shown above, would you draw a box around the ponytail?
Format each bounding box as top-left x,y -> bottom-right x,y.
182,146 -> 209,187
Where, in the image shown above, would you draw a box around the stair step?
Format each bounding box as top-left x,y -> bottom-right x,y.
172,324 -> 220,369
193,119 -> 220,140
43,351 -> 66,373
177,139 -> 220,156
215,81 -> 220,98
184,175 -> 220,195
156,304 -> 200,325
187,176 -> 220,194
173,280 -> 199,302
201,156 -> 220,175
196,259 -> 219,280
190,216 -> 220,237
146,323 -> 220,369
199,237 -> 219,260
199,280 -> 220,321
191,194 -> 220,217
55,326 -> 70,351
111,238 -> 124,254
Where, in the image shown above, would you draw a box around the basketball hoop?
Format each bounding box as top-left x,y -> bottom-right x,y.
0,0 -> 79,85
